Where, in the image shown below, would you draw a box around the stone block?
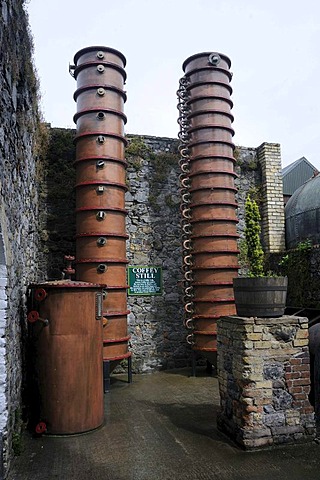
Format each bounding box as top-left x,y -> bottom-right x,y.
242,436 -> 273,449
255,380 -> 273,389
253,325 -> 263,333
263,412 -> 285,427
247,333 -> 262,341
293,339 -> 309,347
255,341 -> 272,349
271,425 -> 304,436
263,363 -> 284,380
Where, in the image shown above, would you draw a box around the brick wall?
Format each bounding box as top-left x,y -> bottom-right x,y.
258,143 -> 286,252
217,315 -> 315,448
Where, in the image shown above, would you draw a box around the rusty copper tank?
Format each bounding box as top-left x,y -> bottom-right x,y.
178,52 -> 239,366
28,280 -> 104,434
72,46 -> 130,370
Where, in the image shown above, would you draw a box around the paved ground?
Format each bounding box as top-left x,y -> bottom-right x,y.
9,368 -> 320,480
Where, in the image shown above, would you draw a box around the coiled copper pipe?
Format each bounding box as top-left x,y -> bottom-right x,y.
177,77 -> 195,334
178,52 -> 239,365
72,46 -> 130,370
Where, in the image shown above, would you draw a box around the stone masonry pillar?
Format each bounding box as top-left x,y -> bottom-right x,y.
217,315 -> 315,449
257,142 -> 285,253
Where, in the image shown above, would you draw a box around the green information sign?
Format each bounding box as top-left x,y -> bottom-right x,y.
128,266 -> 163,296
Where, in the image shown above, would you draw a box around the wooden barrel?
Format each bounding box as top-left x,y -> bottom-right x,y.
28,280 -> 104,435
233,276 -> 288,318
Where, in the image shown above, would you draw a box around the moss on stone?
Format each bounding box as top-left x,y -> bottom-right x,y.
126,136 -> 153,159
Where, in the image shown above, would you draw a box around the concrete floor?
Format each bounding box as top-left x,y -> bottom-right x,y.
9,368 -> 320,480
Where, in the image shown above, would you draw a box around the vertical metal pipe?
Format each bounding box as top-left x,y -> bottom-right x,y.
72,46 -> 130,368
178,52 -> 239,365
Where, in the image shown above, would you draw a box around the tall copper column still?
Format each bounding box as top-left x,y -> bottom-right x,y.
71,46 -> 131,379
178,52 -> 239,366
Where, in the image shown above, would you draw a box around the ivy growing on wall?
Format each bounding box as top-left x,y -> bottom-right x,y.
279,241 -> 320,307
243,194 -> 265,276
44,128 -> 76,277
125,136 -> 152,159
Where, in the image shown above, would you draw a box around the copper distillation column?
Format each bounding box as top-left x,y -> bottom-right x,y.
71,46 -> 131,390
177,52 -> 239,371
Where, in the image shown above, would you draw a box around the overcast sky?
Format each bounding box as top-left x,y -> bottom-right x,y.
27,0 -> 320,169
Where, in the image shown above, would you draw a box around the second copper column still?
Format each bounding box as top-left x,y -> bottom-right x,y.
72,46 -> 131,371
178,52 -> 239,365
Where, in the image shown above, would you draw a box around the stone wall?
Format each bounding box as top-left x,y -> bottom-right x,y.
125,138 -> 277,372
43,131 -> 286,372
217,315 -> 315,448
0,0 -> 46,475
282,244 -> 320,309
125,135 -> 188,371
